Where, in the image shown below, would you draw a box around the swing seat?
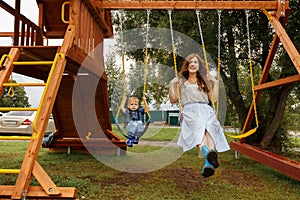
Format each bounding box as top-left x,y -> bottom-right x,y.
114,118 -> 151,139
225,127 -> 258,139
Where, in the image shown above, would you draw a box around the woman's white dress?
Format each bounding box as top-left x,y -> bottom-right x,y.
176,81 -> 230,152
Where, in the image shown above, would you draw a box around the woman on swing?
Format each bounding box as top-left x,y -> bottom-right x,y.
169,53 -> 230,177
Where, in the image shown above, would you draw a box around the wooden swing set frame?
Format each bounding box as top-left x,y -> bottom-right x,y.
0,0 -> 299,199
94,0 -> 300,181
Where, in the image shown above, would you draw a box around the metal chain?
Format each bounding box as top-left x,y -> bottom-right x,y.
145,9 -> 151,48
217,10 -> 222,62
216,9 -> 222,118
143,9 -> 151,99
116,9 -> 126,119
195,9 -> 215,108
195,10 -> 209,72
168,10 -> 175,53
245,10 -> 251,59
168,10 -> 182,112
118,9 -> 125,49
195,10 -> 205,46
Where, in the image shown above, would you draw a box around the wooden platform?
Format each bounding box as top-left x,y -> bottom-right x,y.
231,142 -> 300,181
0,46 -> 59,80
43,137 -> 127,155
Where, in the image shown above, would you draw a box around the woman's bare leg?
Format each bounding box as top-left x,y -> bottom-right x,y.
197,130 -> 215,152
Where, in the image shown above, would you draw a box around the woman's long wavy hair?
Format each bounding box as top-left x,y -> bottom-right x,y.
179,53 -> 209,93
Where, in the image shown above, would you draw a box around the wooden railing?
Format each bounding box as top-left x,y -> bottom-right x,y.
0,0 -> 43,46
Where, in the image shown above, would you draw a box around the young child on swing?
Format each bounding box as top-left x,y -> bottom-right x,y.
121,96 -> 149,147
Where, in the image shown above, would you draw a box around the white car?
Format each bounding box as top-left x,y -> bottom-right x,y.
0,111 -> 56,136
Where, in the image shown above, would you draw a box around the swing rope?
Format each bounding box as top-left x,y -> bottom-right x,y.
195,10 -> 215,109
168,10 -> 183,113
115,9 -> 151,138
226,10 -> 259,139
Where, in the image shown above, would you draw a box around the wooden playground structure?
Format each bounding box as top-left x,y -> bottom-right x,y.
0,0 -> 299,199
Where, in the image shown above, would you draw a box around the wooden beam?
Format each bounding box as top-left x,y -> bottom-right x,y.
267,12 -> 300,74
0,48 -> 20,95
230,142 -> 300,181
32,161 -> 60,196
13,0 -> 21,46
45,138 -> 127,148
0,32 -> 14,37
254,75 -> 300,91
83,0 -> 112,34
93,0 -> 278,10
0,186 -> 77,199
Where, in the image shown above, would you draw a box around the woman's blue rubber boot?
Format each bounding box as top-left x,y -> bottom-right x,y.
202,159 -> 215,177
201,145 -> 219,169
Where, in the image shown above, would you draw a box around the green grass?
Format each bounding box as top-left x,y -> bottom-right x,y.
290,136 -> 300,146
1,134 -> 300,200
112,125 -> 180,141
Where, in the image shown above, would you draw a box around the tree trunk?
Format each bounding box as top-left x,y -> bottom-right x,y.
260,85 -> 293,149
221,17 -> 248,128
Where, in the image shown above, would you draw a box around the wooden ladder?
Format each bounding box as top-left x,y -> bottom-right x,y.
0,26 -> 77,200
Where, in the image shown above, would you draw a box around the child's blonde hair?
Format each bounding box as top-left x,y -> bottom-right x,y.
128,97 -> 139,106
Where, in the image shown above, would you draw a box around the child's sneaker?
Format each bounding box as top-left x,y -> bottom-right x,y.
133,136 -> 139,144
126,138 -> 133,147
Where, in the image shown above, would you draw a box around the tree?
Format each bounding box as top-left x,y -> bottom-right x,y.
0,79 -> 30,108
126,61 -> 170,110
105,51 -> 123,111
258,0 -> 300,150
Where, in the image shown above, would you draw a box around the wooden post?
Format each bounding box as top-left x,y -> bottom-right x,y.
13,0 -> 20,46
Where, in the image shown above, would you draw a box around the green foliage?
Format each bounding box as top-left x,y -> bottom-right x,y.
0,79 -> 30,108
105,52 -> 123,109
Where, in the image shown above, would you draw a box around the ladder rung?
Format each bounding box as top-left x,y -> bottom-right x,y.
13,61 -> 53,65
2,83 -> 46,87
0,136 -> 31,140
0,107 -> 38,111
0,169 -> 20,174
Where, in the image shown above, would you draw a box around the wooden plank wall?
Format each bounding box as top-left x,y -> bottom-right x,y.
71,0 -> 106,62
52,0 -> 113,142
